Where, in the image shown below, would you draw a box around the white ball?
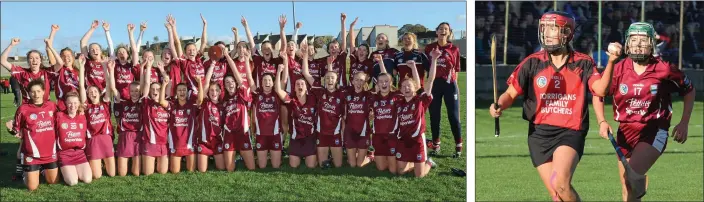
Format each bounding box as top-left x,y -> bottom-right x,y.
608,44 -> 620,54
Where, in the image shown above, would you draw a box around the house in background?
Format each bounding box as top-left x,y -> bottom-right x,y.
355,27 -> 374,47
366,25 -> 398,51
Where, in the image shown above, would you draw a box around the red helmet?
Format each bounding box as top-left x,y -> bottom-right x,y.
538,11 -> 576,53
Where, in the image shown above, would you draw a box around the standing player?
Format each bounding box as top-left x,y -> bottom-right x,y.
1,38 -> 57,104
489,11 -> 618,201
112,22 -> 143,101
221,48 -> 256,171
321,13 -> 350,87
242,15 -> 283,89
395,33 -> 430,87
167,14 -> 208,99
300,43 -> 346,168
274,56 -> 318,168
7,79 -> 60,191
45,24 -> 76,111
370,33 -> 400,85
348,20 -> 374,87
371,54 -> 401,174
168,82 -> 198,173
140,60 -> 171,176
394,48 -> 440,178
80,20 -> 109,93
55,92 -> 93,186
593,22 -> 695,201
194,62 -> 226,172
425,22 -> 463,157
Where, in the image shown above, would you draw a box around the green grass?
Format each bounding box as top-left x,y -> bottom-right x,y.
475,97 -> 704,201
0,73 -> 467,201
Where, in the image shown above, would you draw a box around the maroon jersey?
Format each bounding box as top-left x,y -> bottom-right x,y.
349,55 -> 374,86
84,60 -> 107,92
55,112 -> 87,150
114,99 -> 142,132
174,55 -> 206,97
10,64 -> 55,102
344,88 -> 373,135
425,42 -> 461,82
85,102 -> 113,138
395,49 -> 430,86
142,98 -> 170,145
322,53 -> 348,87
396,92 -> 432,143
253,90 -> 283,136
371,92 -> 403,134
311,87 -> 345,135
307,58 -> 325,88
166,61 -> 182,96
169,98 -> 199,149
232,59 -> 253,89
222,86 -> 253,133
286,56 -> 303,94
203,58 -> 229,91
114,62 -> 141,100
507,50 -> 601,133
284,92 -> 318,139
147,66 -> 163,84
196,98 -> 224,143
54,65 -> 79,100
13,102 -> 57,164
609,57 -> 694,125
253,51 -> 282,88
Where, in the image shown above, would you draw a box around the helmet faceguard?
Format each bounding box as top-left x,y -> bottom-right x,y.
538,11 -> 576,53
625,22 -> 656,62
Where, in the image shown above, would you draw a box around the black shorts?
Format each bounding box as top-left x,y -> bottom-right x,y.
527,124 -> 586,167
23,162 -> 58,172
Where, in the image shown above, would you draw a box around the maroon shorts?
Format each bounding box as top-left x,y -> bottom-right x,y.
395,134 -> 427,163
288,135 -> 317,157
255,134 -> 283,151
58,149 -> 88,166
141,142 -> 168,157
373,133 -> 397,156
344,131 -> 370,150
617,122 -> 669,157
317,133 -> 343,148
234,133 -> 254,151
197,139 -> 223,156
86,135 -> 115,160
117,131 -> 141,158
21,153 -> 57,166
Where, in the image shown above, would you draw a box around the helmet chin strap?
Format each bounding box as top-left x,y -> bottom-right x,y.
629,53 -> 650,62
544,44 -> 565,53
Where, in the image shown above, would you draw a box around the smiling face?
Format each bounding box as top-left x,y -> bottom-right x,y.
402,34 -> 414,48
185,44 -> 198,59
26,51 -> 42,71
377,74 -> 392,94
117,47 -> 129,62
66,95 -> 80,114
60,49 -> 74,67
237,42 -> 249,58
87,86 -> 101,104
352,73 -> 367,91
224,76 -> 237,94
261,42 -> 273,57
176,84 -> 188,100
207,83 -> 221,102
436,24 -> 451,39
162,48 -> 173,62
376,34 -> 388,49
287,41 -> 297,55
295,79 -> 307,95
328,41 -> 340,56
129,83 -> 141,101
324,72 -> 338,89
149,83 -> 161,100
89,44 -> 102,60
400,79 -> 417,98
356,46 -> 369,60
261,74 -> 274,93
29,84 -> 45,104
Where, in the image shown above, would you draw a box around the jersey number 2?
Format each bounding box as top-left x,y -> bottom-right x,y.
554,80 -> 560,89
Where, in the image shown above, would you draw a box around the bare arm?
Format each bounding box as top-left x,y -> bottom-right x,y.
78,55 -> 87,103
107,60 -> 120,101
159,63 -> 170,108
196,76 -> 205,105
374,54 -> 387,74
45,39 -> 63,71
142,59 -> 153,98
408,61 -> 422,91
80,20 -> 100,55
680,90 -> 696,124
102,59 -> 113,102
340,13 -> 347,53
274,64 -> 288,101
591,43 -> 622,97
167,14 -> 184,58
592,96 -> 608,125
241,16 -> 256,56
299,44 -> 314,86
1,39 -> 19,72
199,14 -> 208,54
424,48 -> 441,94
348,17 -> 358,53
47,25 -> 59,66
243,53 -> 254,89
128,24 -> 139,65
204,61 -> 215,93
166,22 -> 179,60
278,15 -> 288,55
225,48 -> 244,86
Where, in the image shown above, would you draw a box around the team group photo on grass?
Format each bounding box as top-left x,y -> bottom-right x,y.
0,1 -> 468,198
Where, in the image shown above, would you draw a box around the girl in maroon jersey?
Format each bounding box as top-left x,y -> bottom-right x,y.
79,20 -> 109,93
253,72 -> 286,168
55,92 -> 93,186
168,82 -> 198,173
342,69 -> 374,168
300,43 -> 345,168
276,15 -> 300,157
274,54 -> 318,168
166,14 -> 208,99
140,59 -> 171,176
6,79 -> 60,191
371,54 -> 401,174
371,32 -> 400,84
195,61 -> 226,172
321,13 -> 351,87
1,38 -> 58,104
241,15 -> 283,89
220,46 -> 256,171
111,22 -> 143,101
45,24 -> 76,111
111,76 -> 143,177
593,22 -> 695,201
78,53 -> 116,179
348,19 -> 374,87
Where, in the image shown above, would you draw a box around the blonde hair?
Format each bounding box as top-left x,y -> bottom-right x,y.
401,33 -> 419,51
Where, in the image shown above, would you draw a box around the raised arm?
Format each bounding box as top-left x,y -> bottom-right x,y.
80,20 -> 100,55
103,21 -> 114,58
299,43 -> 314,86
141,58 -> 154,98
241,16 -> 256,56
166,22 -> 179,61
0,38 -> 20,72
424,48 -> 440,94
408,60 -> 422,92
340,13 -> 348,52
78,55 -> 87,103
278,15 -> 288,54
45,38 -> 63,71
374,54 -> 387,74
47,25 -> 59,66
102,58 -> 113,102
349,17 -> 358,53
128,24 -> 139,65
591,42 -> 622,97
232,27 -> 240,46
136,21 -> 146,54
107,59 -> 120,101
274,64 -> 288,101
204,60 -> 216,93
280,52 -> 289,88
293,22 -> 302,46
243,51 -> 254,89
196,75 -> 205,105
167,14 -> 183,58
199,14 -> 208,54
159,63 -> 170,108
224,46 -> 244,86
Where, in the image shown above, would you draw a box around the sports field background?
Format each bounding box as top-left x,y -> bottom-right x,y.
476,96 -> 704,201
0,73 -> 467,201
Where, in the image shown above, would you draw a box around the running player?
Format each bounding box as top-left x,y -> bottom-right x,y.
593,22 -> 695,201
371,54 -> 401,174
7,79 -> 60,191
140,60 -> 171,176
167,14 -> 208,99
489,11 -> 617,201
221,46 -> 256,171
55,91 -> 93,186
195,62 -> 226,172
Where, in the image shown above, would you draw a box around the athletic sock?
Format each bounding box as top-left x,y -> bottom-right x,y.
14,159 -> 22,175
433,139 -> 441,151
455,138 -> 463,152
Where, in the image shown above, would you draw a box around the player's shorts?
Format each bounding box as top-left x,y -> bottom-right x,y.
344,130 -> 370,149
255,134 -> 283,151
141,142 -> 168,157
395,133 -> 427,163
617,122 -> 669,157
373,133 -> 397,156
527,125 -> 586,167
225,132 -> 253,151
57,149 -> 88,167
289,135 -> 316,157
197,139 -> 223,156
317,133 -> 343,148
86,135 -> 115,160
116,131 -> 141,158
23,162 -> 58,172
20,152 -> 57,166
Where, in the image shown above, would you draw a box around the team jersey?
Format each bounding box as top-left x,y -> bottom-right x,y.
307,58 -> 325,88
222,86 -> 253,133
169,98 -> 199,150
146,66 -> 163,84
55,112 -> 87,151
232,59 -> 253,89
609,57 -> 694,125
371,48 -> 400,83
195,98 -> 224,143
371,92 -> 403,134
142,98 -> 170,145
85,102 -> 113,138
253,90 -> 283,136
203,58 -> 229,92
396,92 -> 432,143
322,53 -> 348,87
395,49 -> 430,86
284,92 -> 318,139
349,55 -> 374,86
286,56 -> 303,94
311,87 -> 345,135
344,88 -> 373,135
425,42 -> 461,82
13,101 -> 57,163
113,62 -> 141,101
507,50 -> 602,133
54,65 -> 79,101
253,51 -> 282,88
173,54 -> 206,97
10,64 -> 55,102
114,99 -> 143,132
84,60 -> 107,92
166,61 -> 182,96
